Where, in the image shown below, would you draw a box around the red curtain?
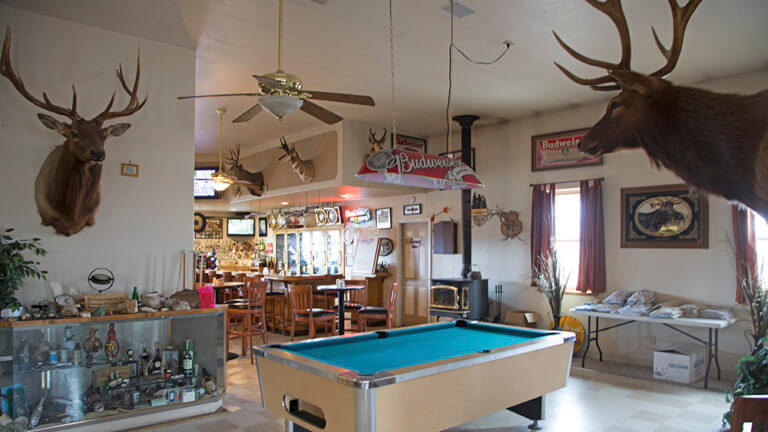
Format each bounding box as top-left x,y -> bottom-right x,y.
732,205 -> 756,303
576,179 -> 606,293
531,184 -> 556,284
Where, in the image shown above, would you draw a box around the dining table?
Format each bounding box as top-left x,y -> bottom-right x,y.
316,284 -> 366,335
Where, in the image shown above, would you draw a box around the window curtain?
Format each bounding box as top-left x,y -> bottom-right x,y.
576,179 -> 606,293
531,183 -> 556,284
732,205 -> 756,303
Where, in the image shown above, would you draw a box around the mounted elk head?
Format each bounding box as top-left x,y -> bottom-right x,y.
278,136 -> 315,183
0,27 -> 147,236
554,0 -> 768,220
364,127 -> 387,163
224,144 -> 265,197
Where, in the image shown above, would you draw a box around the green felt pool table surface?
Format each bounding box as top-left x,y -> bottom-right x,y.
281,321 -> 550,375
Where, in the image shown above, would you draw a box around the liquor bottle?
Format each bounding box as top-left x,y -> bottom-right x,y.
132,287 -> 140,302
182,339 -> 194,377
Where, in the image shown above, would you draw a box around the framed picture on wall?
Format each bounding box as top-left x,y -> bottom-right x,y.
258,217 -> 268,237
375,208 -> 392,229
392,134 -> 427,153
531,128 -> 602,171
195,217 -> 223,239
403,204 -> 422,215
620,184 -> 708,248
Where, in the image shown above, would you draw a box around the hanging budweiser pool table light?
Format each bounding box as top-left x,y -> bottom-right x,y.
356,148 -> 483,190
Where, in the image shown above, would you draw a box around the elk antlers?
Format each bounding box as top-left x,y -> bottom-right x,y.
225,144 -> 242,168
0,26 -> 146,122
553,0 -> 701,91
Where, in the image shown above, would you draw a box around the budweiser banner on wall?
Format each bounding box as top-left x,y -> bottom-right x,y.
531,128 -> 602,171
356,149 -> 483,190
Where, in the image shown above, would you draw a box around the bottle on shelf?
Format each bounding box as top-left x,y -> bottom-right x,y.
151,342 -> 163,375
72,343 -> 83,366
182,338 -> 194,377
104,324 -> 120,360
132,286 -> 140,302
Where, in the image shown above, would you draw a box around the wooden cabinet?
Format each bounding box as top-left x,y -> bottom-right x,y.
433,221 -> 457,254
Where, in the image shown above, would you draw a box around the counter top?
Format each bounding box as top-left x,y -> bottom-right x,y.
0,305 -> 228,328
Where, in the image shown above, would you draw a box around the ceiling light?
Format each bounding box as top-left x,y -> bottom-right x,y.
211,107 -> 234,192
259,95 -> 303,120
281,201 -> 289,205
340,193 -> 352,199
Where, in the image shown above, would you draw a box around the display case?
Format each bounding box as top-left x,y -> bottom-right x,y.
274,228 -> 342,276
0,307 -> 226,431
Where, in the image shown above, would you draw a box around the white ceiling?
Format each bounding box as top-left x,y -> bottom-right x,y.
4,0 -> 768,155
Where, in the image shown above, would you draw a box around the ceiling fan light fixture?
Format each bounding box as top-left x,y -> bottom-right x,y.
210,171 -> 235,192
260,95 -> 303,119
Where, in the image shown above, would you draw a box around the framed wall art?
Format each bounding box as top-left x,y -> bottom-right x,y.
392,134 -> 427,153
195,217 -> 223,239
620,184 -> 708,249
120,162 -> 139,177
375,207 -> 392,229
258,217 -> 268,237
403,204 -> 422,215
439,148 -> 476,170
531,128 -> 602,171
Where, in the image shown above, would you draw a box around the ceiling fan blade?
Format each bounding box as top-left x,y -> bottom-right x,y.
232,104 -> 264,123
303,90 -> 375,106
300,100 -> 343,124
252,75 -> 282,88
177,92 -> 261,100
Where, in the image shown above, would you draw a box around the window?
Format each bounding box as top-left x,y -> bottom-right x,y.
554,186 -> 580,288
754,212 -> 768,287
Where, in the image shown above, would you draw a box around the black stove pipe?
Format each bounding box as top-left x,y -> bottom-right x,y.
452,115 -> 479,279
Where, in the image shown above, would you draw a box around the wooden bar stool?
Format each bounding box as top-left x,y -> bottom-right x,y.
226,278 -> 267,364
287,284 -> 336,341
358,283 -> 398,332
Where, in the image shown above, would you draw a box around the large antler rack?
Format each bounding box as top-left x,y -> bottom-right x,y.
553,0 -> 701,91
95,48 -> 147,122
225,144 -> 242,168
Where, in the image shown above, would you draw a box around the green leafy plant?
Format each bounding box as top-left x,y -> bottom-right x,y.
723,336 -> 768,427
533,249 -> 568,329
0,228 -> 47,312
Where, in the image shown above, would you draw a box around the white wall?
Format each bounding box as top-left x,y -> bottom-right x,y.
0,6 -> 195,301
416,68 -> 768,378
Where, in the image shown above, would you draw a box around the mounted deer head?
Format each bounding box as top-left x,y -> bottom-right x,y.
554,0 -> 768,220
364,127 -> 387,164
278,136 -> 315,183
1,27 -> 147,235
224,144 -> 265,197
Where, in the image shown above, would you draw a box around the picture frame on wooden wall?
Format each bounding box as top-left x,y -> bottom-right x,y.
439,149 -> 476,170
258,217 -> 268,237
375,208 -> 392,229
392,134 -> 427,153
195,217 -> 223,239
531,128 -> 602,171
620,184 -> 708,249
120,162 -> 139,177
403,204 -> 422,216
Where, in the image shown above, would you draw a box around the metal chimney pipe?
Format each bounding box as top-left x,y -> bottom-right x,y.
452,115 -> 479,279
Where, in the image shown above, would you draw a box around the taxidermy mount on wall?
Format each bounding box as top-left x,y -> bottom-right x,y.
0,27 -> 147,236
554,0 -> 768,220
363,127 -> 387,164
278,136 -> 315,183
225,144 -> 265,197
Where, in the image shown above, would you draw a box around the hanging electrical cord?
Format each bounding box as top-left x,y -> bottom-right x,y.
389,0 -> 397,141
445,0 -> 511,153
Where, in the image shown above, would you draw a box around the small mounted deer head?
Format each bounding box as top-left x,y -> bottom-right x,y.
278,136 -> 315,183
224,144 -> 265,197
0,26 -> 147,235
364,127 -> 387,164
553,0 -> 768,219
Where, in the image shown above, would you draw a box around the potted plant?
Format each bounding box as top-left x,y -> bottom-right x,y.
722,269 -> 768,428
0,228 -> 47,317
533,249 -> 568,330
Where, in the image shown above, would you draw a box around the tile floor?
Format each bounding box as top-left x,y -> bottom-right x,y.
146,329 -> 731,432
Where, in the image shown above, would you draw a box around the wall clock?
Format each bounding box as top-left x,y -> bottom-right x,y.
194,213 -> 206,233
379,238 -> 394,256
343,226 -> 356,245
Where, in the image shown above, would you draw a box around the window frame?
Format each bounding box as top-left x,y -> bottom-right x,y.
553,185 -> 581,292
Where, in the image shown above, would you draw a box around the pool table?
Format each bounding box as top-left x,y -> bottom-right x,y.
254,320 -> 575,432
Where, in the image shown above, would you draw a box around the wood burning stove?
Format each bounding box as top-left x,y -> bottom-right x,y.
430,285 -> 469,311
429,278 -> 488,321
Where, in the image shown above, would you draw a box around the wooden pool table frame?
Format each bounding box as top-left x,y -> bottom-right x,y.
254,321 -> 575,432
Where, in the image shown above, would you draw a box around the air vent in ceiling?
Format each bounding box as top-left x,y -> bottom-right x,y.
441,2 -> 476,19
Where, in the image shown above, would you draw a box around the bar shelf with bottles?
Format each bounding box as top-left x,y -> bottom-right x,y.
0,307 -> 226,430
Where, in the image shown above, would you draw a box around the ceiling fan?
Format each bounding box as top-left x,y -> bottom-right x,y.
178,0 -> 374,125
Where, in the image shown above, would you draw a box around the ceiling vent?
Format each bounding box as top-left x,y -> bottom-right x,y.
441,1 -> 476,19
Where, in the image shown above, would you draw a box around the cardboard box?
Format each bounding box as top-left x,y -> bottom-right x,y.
653,344 -> 706,384
505,310 -> 539,328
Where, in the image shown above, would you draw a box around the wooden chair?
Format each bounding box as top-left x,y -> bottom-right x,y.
221,271 -> 234,282
287,284 -> 336,341
265,291 -> 287,334
205,270 -> 217,283
358,283 -> 398,332
226,277 -> 267,364
333,279 -> 367,328
730,395 -> 768,432
201,271 -> 212,283
234,272 -> 247,282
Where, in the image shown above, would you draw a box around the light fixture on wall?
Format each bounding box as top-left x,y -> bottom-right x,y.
211,108 -> 234,192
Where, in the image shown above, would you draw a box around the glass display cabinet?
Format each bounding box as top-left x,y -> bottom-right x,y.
274,228 -> 342,276
0,308 -> 226,431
